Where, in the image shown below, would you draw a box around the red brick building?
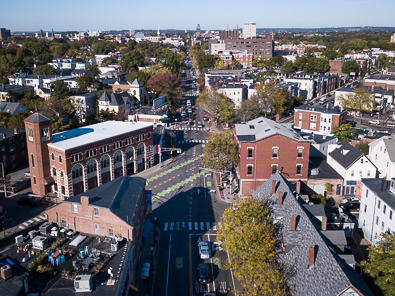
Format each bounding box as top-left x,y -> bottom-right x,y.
24,113 -> 154,199
294,105 -> 347,135
233,117 -> 311,196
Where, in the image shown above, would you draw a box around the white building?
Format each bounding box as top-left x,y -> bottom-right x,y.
242,22 -> 256,39
327,141 -> 377,197
368,136 -> 395,179
359,178 -> 395,245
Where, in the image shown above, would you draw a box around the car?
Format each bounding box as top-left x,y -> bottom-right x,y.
188,108 -> 192,114
24,172 -> 31,177
198,241 -> 210,259
182,117 -> 187,122
368,120 -> 381,125
386,123 -> 395,128
17,196 -> 42,207
197,122 -> 203,128
189,115 -> 193,121
187,121 -> 193,126
340,201 -> 360,212
203,115 -> 208,121
197,264 -> 212,284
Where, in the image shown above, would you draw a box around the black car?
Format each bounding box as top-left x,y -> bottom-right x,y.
198,264 -> 212,284
17,196 -> 41,207
340,201 -> 360,212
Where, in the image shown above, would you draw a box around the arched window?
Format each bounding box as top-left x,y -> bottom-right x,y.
72,171 -> 75,178
59,155 -> 62,163
79,168 -> 82,176
52,168 -> 56,176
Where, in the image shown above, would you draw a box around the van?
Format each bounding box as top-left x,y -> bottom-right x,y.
319,97 -> 327,104
186,100 -> 191,107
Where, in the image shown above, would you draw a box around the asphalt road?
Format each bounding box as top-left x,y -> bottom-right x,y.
145,100 -> 239,295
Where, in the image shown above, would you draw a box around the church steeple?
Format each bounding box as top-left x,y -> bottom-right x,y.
157,24 -> 160,36
52,28 -> 54,38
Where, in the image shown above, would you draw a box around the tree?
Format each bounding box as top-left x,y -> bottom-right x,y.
75,75 -> 101,92
362,233 -> 395,296
147,73 -> 181,112
341,60 -> 360,76
93,40 -> 115,54
217,197 -> 287,295
163,50 -> 185,75
40,97 -> 79,133
126,71 -> 152,88
355,141 -> 369,155
87,65 -> 101,76
197,54 -> 216,71
51,80 -> 70,100
229,59 -> 242,69
196,88 -> 226,120
219,98 -> 234,124
338,88 -> 374,112
331,124 -> 356,142
32,64 -> 56,75
280,61 -> 296,73
201,131 -> 238,172
119,49 -> 145,72
8,111 -> 30,130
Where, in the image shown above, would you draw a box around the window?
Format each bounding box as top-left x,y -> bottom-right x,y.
361,159 -> 363,163
310,123 -> 316,130
28,128 -> 33,141
297,147 -> 303,158
72,204 -> 78,213
94,207 -> 99,217
382,221 -> 385,230
59,155 -> 62,163
387,162 -> 389,168
378,200 -> 381,209
54,183 -> 58,192
52,168 -> 56,176
366,189 -> 368,197
299,113 -> 302,119
296,164 -> 302,175
363,220 -> 365,227
359,171 -> 363,177
272,147 -> 278,158
364,205 -> 367,212
33,176 -> 36,185
42,127 -> 49,140
390,210 -> 393,220
108,228 -> 114,237
367,171 -> 370,177
31,154 -> 34,167
247,165 -> 253,175
61,219 -> 67,228
384,205 -> 387,214
310,115 -> 317,121
376,216 -> 379,225
351,171 -> 354,177
271,165 -> 278,174
247,148 -> 253,158
52,153 -> 54,161
61,186 -> 65,195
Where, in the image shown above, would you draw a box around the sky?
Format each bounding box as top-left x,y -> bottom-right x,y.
3,0 -> 395,32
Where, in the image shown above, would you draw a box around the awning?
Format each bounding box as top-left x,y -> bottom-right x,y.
44,176 -> 55,185
160,117 -> 171,122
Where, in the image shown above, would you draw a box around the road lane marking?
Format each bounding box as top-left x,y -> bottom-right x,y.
194,222 -> 198,230
170,222 -> 174,231
165,233 -> 172,296
188,222 -> 192,230
200,222 -> 204,230
206,222 -> 210,230
164,222 -> 168,231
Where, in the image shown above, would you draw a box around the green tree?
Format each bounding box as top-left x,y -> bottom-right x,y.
339,88 -> 374,112
219,98 -> 235,124
163,50 -> 185,75
229,59 -> 242,69
147,73 -> 181,112
119,49 -> 145,72
87,65 -> 101,76
355,141 -> 369,155
201,131 -> 238,172
217,197 -> 287,295
331,124 -> 356,142
51,80 -> 70,100
93,40 -> 115,55
362,233 -> 395,296
75,75 -> 101,92
32,64 -> 56,75
197,54 -> 216,71
196,88 -> 226,120
341,60 -> 360,76
280,61 -> 296,73
8,111 -> 30,130
40,97 -> 79,133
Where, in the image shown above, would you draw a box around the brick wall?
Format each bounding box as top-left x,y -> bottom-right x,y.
329,60 -> 344,75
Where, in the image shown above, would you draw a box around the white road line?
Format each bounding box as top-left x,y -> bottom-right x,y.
165,233 -> 172,296
210,257 -> 216,292
23,222 -> 29,226
200,222 -> 204,230
39,215 -> 45,219
170,222 -> 174,231
194,222 -> 198,230
33,217 -> 41,222
213,222 -> 216,231
18,226 -> 25,229
164,222 -> 168,231
28,220 -> 34,223
188,222 -> 192,230
176,222 -> 180,231
206,222 -> 210,230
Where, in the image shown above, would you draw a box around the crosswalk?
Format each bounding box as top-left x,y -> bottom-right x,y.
18,215 -> 46,229
169,127 -> 207,132
178,139 -> 209,144
163,222 -> 216,232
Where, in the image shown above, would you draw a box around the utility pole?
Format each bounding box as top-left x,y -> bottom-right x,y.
1,163 -> 6,198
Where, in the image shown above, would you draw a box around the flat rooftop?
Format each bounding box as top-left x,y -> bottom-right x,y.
49,121 -> 153,151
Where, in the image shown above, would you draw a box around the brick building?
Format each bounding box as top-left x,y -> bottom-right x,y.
24,113 -> 154,199
233,117 -> 310,196
294,105 -> 347,135
45,176 -> 146,283
0,128 -> 28,172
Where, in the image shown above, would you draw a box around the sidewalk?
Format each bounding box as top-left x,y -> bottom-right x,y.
212,171 -> 239,204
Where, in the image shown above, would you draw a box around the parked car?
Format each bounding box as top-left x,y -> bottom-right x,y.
368,120 -> 381,125
386,123 -> 395,128
197,122 -> 203,128
17,196 -> 42,207
340,201 -> 360,212
198,264 -> 212,284
24,172 -> 31,177
203,115 -> 208,121
182,117 -> 187,122
187,121 -> 193,126
198,241 -> 210,259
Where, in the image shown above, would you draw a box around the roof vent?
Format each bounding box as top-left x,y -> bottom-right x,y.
265,128 -> 270,132
257,120 -> 263,124
341,149 -> 350,155
249,125 -> 255,129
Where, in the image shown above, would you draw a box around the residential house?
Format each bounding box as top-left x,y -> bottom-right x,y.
233,117 -> 311,196
368,136 -> 395,179
359,178 -> 395,245
294,105 -> 347,135
0,84 -> 34,101
327,141 -> 377,197
98,92 -> 133,118
70,91 -> 98,123
0,102 -> 29,115
252,172 -> 373,296
0,128 -> 28,171
71,69 -> 94,78
24,113 -> 154,198
298,132 -> 338,159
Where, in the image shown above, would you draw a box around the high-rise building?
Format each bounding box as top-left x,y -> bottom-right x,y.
0,28 -> 11,40
129,29 -> 135,36
242,22 -> 256,39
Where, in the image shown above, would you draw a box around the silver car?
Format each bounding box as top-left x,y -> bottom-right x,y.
198,241 -> 210,259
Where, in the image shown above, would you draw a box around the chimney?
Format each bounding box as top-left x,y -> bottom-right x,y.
60,72 -> 63,77
381,177 -> 387,192
80,196 -> 90,206
321,217 -> 327,231
216,82 -> 218,87
35,105 -> 38,112
308,246 -> 315,268
14,128 -> 18,134
278,191 -> 283,205
118,76 -> 120,81
271,180 -> 276,195
295,181 -> 301,194
290,215 -> 296,231
2,133 -> 6,139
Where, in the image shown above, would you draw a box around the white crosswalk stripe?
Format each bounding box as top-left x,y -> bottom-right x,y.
170,222 -> 174,231
206,222 -> 211,230
194,222 -> 198,230
33,217 -> 41,222
18,226 -> 25,229
188,222 -> 192,230
178,139 -> 209,144
164,221 -> 217,231
39,215 -> 46,220
164,222 -> 168,231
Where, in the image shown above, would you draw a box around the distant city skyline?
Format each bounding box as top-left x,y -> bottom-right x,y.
3,0 -> 395,32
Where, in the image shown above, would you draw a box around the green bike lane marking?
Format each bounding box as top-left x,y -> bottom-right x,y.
152,169 -> 208,201
147,154 -> 204,183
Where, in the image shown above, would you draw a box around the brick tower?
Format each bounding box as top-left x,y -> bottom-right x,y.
24,113 -> 53,196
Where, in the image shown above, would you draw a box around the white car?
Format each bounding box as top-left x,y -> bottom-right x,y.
198,241 -> 210,260
368,120 -> 380,125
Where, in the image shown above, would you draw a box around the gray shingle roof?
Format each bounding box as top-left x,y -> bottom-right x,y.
24,113 -> 51,123
328,141 -> 363,169
0,102 -> 29,115
234,117 -> 307,143
251,172 -> 373,296
64,176 -> 146,226
383,138 -> 395,163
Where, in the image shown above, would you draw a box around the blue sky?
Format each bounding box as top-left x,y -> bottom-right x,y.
3,0 -> 395,32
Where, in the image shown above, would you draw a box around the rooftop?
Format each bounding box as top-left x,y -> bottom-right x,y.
309,157 -> 343,179
362,178 -> 395,211
328,141 -> 364,169
48,121 -> 152,151
295,105 -> 346,115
